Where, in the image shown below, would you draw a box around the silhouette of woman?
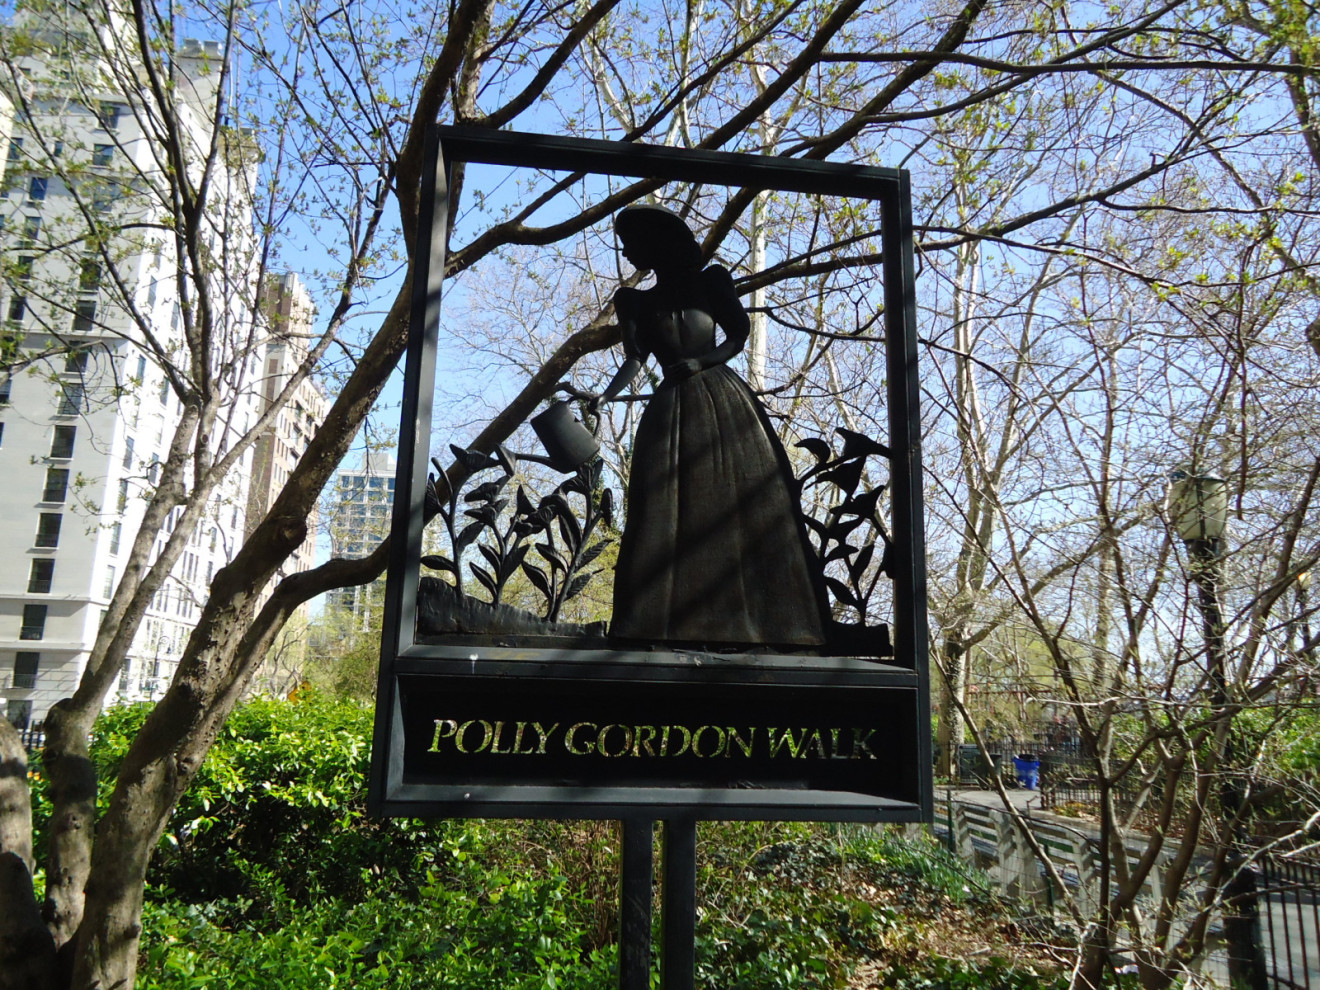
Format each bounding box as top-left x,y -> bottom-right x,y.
587,205 -> 826,647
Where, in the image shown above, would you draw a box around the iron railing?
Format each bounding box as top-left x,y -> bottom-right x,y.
946,732 -> 1093,787
19,722 -> 45,754
1262,853 -> 1320,990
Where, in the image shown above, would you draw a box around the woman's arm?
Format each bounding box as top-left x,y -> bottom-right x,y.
587,289 -> 647,412
589,358 -> 643,414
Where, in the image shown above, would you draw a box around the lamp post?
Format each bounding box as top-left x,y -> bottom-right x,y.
1297,571 -> 1313,675
1168,470 -> 1267,990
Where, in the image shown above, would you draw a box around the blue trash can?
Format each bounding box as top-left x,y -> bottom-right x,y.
1013,754 -> 1041,790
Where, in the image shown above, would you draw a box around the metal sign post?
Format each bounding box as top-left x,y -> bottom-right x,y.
369,126 -> 930,987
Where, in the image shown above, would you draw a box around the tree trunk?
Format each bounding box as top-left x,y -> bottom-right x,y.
0,720 -> 56,990
38,707 -> 97,958
936,639 -> 967,779
1075,922 -> 1112,990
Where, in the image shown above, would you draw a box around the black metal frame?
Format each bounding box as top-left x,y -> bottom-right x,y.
368,125 -> 931,823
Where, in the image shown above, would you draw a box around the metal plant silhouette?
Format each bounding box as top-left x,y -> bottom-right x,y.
796,427 -> 893,625
423,445 -> 613,625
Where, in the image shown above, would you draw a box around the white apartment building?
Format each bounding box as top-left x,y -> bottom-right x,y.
0,18 -> 268,729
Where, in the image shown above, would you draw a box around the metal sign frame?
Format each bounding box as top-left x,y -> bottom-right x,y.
368,126 -> 931,823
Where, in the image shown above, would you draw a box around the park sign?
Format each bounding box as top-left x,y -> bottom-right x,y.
368,127 -> 932,822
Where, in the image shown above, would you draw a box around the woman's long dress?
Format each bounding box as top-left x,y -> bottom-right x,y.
611,276 -> 826,648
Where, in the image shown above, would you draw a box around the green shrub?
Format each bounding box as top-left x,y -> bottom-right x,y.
39,696 -> 1051,989
138,875 -> 616,990
884,956 -> 1068,990
121,696 -> 454,911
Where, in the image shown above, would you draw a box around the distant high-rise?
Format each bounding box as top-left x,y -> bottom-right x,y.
0,29 -> 271,729
324,450 -> 396,624
245,273 -> 328,595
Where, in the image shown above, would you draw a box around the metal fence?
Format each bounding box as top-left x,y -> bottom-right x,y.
948,733 -> 1094,788
1263,853 -> 1320,990
931,792 -> 1183,921
20,722 -> 45,755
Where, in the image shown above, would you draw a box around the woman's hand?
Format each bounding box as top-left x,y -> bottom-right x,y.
665,357 -> 702,381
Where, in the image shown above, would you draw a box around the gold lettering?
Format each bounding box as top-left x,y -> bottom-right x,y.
725,727 -> 754,758
429,719 -> 458,753
597,724 -> 633,758
850,728 -> 878,760
531,722 -> 559,754
692,725 -> 726,758
633,724 -> 657,757
660,724 -> 691,757
489,721 -> 514,755
830,728 -> 843,759
566,722 -> 596,755
805,729 -> 827,758
766,727 -> 806,758
455,719 -> 493,754
512,722 -> 536,755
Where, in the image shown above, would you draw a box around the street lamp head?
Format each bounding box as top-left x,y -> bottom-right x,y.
1168,469 -> 1228,543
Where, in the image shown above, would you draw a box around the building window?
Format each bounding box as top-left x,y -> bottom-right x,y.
7,296 -> 26,323
19,215 -> 40,248
134,355 -> 146,381
50,424 -> 76,459
158,377 -> 169,404
73,300 -> 96,334
80,259 -> 101,293
102,565 -> 115,598
27,560 -> 54,594
42,466 -> 69,502
117,479 -> 129,512
110,520 -> 122,554
122,435 -> 135,469
64,347 -> 90,374
6,700 -> 33,730
12,652 -> 39,689
147,278 -> 157,306
15,255 -> 33,283
92,144 -> 113,166
20,604 -> 47,641
58,382 -> 84,415
98,102 -> 121,130
28,176 -> 47,202
0,376 -> 10,405
35,513 -> 61,548
147,454 -> 160,484
6,137 -> 22,163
